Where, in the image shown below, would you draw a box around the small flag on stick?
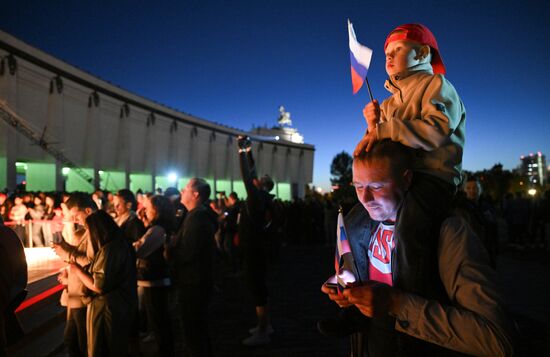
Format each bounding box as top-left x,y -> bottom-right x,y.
348,19 -> 373,100
333,207 -> 360,291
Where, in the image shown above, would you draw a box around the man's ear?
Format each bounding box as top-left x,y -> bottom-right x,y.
403,169 -> 413,190
192,191 -> 200,200
415,45 -> 430,61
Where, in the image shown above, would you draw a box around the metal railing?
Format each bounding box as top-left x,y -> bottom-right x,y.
3,219 -> 73,248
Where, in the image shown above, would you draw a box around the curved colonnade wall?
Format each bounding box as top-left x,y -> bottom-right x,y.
0,31 -> 314,200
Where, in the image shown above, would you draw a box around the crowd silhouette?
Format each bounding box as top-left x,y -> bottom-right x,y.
1,177 -> 549,355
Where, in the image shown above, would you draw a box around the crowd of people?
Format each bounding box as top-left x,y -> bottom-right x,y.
30,182 -> 232,356
3,179 -> 548,258
3,18 -> 550,357
1,131 -> 339,355
1,174 -> 549,356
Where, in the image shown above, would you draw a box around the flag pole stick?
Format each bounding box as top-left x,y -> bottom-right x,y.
364,75 -> 374,102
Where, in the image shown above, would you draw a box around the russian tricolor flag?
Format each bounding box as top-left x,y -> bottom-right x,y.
336,211 -> 351,262
348,19 -> 373,94
333,209 -> 360,291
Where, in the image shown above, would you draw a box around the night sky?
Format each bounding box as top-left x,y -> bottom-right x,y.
2,0 -> 549,191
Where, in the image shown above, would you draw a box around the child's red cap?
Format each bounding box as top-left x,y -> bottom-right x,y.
384,23 -> 446,75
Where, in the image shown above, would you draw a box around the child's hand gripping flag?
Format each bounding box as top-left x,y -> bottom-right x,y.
348,19 -> 373,98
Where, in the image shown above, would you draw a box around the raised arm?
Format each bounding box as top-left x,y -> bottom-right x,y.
237,135 -> 258,193
237,136 -> 262,212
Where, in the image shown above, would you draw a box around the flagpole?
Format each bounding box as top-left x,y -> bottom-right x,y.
364,75 -> 374,102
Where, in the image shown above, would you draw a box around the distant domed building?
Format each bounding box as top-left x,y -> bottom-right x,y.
0,31 -> 314,200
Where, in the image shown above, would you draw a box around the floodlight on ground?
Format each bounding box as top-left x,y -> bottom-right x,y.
528,188 -> 537,196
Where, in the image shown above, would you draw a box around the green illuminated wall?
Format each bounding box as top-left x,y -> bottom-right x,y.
277,182 -> 291,201
130,174 -> 152,193
205,178 -> 215,199
3,159 -> 297,204
176,177 -> 220,200
26,163 -> 55,191
227,180 -> 291,201
155,175 -> 176,192
232,181 -> 247,200
66,168 -> 94,193
177,177 -> 192,190
216,179 -> 232,196
100,171 -> 125,192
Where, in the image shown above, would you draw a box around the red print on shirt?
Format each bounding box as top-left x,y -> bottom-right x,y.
368,223 -> 395,286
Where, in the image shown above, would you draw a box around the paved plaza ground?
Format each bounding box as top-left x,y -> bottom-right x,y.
43,242 -> 550,356
143,243 -> 550,356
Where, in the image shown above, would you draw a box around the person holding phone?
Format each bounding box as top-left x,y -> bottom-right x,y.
52,193 -> 97,357
70,210 -> 137,357
321,140 -> 515,356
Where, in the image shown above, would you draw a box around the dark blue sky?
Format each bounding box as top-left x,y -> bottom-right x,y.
2,0 -> 549,190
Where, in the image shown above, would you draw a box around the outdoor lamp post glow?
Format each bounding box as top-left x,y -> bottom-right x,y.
168,172 -> 178,184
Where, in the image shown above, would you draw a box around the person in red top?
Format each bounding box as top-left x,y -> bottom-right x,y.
321,140 -> 516,356
367,221 -> 394,286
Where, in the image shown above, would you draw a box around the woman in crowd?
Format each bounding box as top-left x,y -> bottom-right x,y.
27,195 -> 46,246
8,195 -> 28,245
134,194 -> 174,356
69,210 -> 137,357
41,194 -> 56,245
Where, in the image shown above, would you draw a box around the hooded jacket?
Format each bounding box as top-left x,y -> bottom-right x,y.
377,63 -> 466,186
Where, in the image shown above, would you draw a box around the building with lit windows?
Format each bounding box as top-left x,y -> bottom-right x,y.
0,31 -> 314,199
519,152 -> 546,187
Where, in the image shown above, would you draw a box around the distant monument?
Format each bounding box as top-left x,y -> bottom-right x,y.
277,105 -> 292,127
251,106 -> 304,144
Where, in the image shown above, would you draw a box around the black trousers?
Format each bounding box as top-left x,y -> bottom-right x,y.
171,284 -> 212,357
143,286 -> 174,356
64,307 -> 87,357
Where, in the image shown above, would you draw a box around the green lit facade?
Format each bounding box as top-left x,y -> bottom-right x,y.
0,31 -> 314,200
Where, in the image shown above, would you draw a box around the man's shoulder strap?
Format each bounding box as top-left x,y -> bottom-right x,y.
344,203 -> 374,231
